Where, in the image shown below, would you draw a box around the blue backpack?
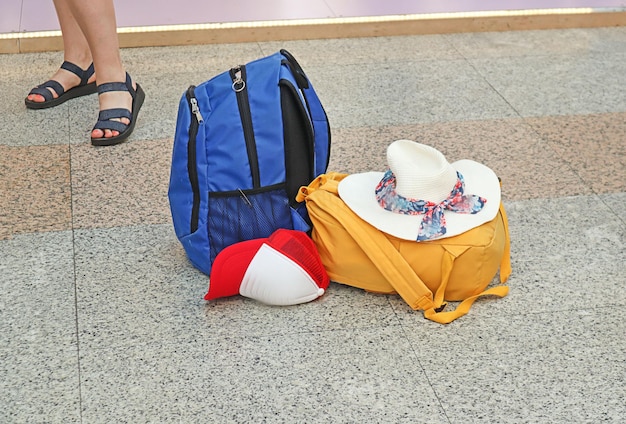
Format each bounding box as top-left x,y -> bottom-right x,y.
168,50 -> 331,275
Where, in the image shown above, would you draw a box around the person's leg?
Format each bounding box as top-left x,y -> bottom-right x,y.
26,0 -> 95,103
62,0 -> 139,140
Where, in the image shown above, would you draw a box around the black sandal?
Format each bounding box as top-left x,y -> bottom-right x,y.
25,61 -> 96,110
91,73 -> 145,146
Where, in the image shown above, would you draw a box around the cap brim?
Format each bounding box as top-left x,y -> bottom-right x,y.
205,238 -> 265,300
337,160 -> 501,241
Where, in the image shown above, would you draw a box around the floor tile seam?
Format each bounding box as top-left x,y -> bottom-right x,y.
329,112 -> 626,134
442,36 -> 563,124
601,203 -> 626,228
504,195 -> 626,233
518,118 -> 626,203
1,220 -> 173,240
68,183 -> 85,424
2,226 -> 76,241
70,221 -> 173,235
394,318 -> 453,423
461,55 -> 527,121
444,51 -> 626,122
0,134 -> 169,148
506,268 -> 626,295
5,190 -> 624,239
53,131 -> 86,422
504,190 -> 626,202
594,189 -> 626,228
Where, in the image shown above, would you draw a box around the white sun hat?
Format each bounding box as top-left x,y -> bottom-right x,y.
337,140 -> 501,241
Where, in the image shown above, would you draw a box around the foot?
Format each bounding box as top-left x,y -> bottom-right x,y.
91,83 -> 135,139
26,62 -> 96,109
91,73 -> 145,146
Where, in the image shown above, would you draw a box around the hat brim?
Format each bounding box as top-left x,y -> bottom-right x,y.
337,159 -> 501,241
205,238 -> 265,300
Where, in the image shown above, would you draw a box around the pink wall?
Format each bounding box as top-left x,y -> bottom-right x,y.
2,0 -> 625,34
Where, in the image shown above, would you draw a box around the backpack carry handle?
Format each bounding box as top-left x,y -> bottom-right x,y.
280,49 -> 309,89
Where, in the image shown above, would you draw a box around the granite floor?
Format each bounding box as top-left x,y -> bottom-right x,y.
1,27 -> 625,423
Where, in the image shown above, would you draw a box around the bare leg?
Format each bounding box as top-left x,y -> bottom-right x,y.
26,0 -> 95,103
62,0 -> 136,139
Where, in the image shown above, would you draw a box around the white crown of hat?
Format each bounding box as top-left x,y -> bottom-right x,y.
387,140 -> 458,203
337,139 -> 501,241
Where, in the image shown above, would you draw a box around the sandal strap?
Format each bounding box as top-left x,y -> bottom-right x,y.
28,80 -> 65,100
41,80 -> 65,93
97,73 -> 135,98
93,119 -> 129,133
92,73 -> 140,136
27,61 -> 94,101
60,61 -> 95,85
98,108 -> 132,121
94,108 -> 133,132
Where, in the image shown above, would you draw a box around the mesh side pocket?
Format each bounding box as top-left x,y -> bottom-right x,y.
207,186 -> 294,264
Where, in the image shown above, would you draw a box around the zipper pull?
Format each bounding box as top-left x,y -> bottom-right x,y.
231,66 -> 246,92
190,97 -> 204,124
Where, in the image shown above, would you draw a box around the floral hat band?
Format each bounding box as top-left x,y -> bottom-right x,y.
375,169 -> 487,241
337,140 -> 501,242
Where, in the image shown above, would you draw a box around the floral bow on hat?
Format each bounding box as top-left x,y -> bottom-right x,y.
375,170 -> 487,241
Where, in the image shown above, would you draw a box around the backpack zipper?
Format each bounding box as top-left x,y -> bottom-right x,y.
230,65 -> 260,189
186,85 -> 202,233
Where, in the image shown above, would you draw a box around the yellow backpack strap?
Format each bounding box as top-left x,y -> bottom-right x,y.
297,174 -> 436,312
336,208 -> 437,312
424,250 -> 509,324
423,202 -> 511,324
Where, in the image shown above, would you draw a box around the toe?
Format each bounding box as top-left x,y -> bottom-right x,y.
92,126 -> 123,139
103,129 -> 120,138
28,94 -> 44,102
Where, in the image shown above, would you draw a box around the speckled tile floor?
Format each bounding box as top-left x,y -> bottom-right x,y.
1,27 -> 625,423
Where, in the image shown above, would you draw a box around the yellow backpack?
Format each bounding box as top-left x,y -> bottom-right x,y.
296,172 -> 512,324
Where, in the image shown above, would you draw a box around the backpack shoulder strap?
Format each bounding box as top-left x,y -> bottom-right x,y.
302,86 -> 330,176
280,50 -> 330,176
298,174 -> 436,312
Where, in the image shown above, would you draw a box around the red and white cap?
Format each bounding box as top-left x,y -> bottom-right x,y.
205,229 -> 329,305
